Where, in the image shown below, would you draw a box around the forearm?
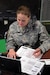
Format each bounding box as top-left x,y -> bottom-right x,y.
6,40 -> 15,51
39,39 -> 50,53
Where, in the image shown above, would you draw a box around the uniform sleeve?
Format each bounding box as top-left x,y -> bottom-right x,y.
6,24 -> 16,51
36,21 -> 50,53
39,39 -> 50,53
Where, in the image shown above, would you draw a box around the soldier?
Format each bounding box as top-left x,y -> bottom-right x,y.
6,5 -> 50,59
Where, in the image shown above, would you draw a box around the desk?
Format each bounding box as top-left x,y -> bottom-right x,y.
42,49 -> 50,59
0,70 -> 26,75
41,65 -> 50,75
0,49 -> 50,75
40,49 -> 50,75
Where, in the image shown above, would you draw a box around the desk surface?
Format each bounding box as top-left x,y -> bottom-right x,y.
0,49 -> 50,75
1,66 -> 50,75
0,70 -> 26,75
42,49 -> 50,59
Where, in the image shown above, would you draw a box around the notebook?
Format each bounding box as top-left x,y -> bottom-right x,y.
0,56 -> 21,74
0,39 -> 6,53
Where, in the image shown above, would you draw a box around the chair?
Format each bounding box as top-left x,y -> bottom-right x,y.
0,39 -> 7,53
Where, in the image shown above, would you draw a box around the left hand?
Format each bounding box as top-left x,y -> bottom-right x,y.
33,48 -> 42,57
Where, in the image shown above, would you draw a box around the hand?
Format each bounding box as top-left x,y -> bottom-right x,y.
33,48 -> 42,57
7,49 -> 16,59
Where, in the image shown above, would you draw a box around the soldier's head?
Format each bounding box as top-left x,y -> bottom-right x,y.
16,5 -> 31,27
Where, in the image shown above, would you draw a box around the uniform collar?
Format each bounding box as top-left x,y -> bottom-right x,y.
17,19 -> 35,33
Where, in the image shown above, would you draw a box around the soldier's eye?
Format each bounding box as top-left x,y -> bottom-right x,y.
18,19 -> 20,21
22,20 -> 25,22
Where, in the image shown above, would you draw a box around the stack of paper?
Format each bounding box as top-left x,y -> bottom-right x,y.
20,56 -> 45,75
16,46 -> 45,75
16,46 -> 43,60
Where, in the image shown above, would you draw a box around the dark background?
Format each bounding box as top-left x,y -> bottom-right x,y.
0,0 -> 41,19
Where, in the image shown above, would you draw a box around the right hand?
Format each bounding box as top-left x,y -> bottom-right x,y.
7,49 -> 16,59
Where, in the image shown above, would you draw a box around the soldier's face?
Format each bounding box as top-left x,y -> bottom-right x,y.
17,13 -> 30,27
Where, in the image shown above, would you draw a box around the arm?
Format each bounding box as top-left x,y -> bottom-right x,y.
33,21 -> 50,57
6,23 -> 17,58
38,21 -> 50,53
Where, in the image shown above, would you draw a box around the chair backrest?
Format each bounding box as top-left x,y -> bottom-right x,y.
0,39 -> 6,53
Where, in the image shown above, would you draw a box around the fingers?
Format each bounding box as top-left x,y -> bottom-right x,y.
7,53 -> 16,59
33,48 -> 41,57
7,49 -> 16,59
34,49 -> 40,53
33,52 -> 40,57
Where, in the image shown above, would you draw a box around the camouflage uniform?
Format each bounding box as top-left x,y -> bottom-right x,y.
6,20 -> 50,53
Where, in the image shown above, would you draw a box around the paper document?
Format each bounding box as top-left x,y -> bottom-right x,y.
16,46 -> 43,59
20,56 -> 45,75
